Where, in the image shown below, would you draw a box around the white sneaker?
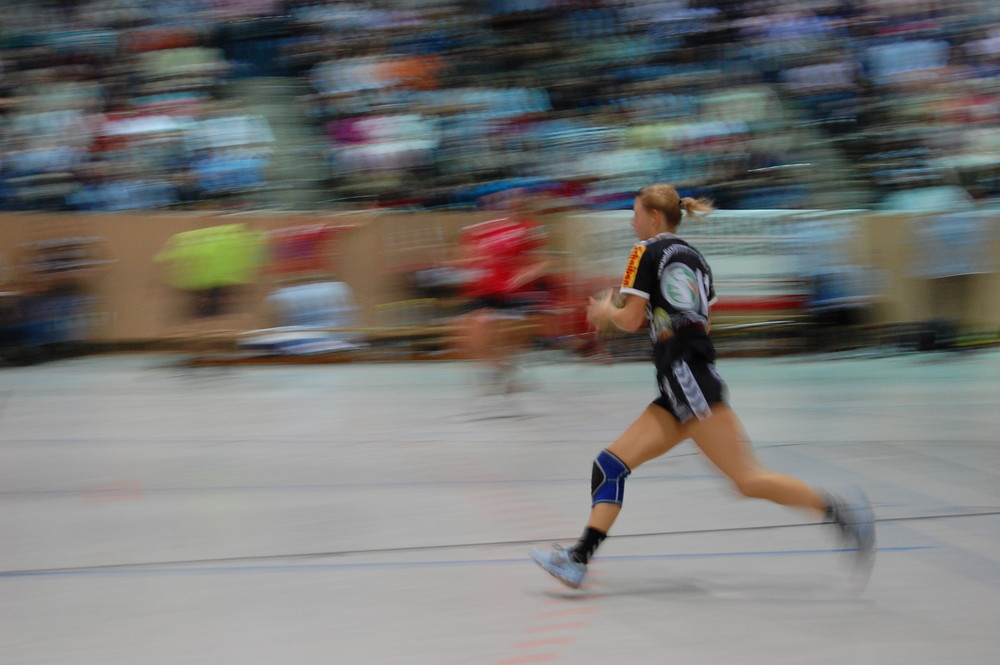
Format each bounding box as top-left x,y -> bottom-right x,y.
529,544 -> 587,588
829,488 -> 876,578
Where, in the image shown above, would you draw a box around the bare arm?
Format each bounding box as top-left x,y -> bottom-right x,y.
508,259 -> 551,290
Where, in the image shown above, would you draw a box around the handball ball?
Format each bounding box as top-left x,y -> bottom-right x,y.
594,288 -> 626,307
591,288 -> 625,335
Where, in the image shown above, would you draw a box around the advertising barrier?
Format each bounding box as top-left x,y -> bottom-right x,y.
0,209 -> 997,348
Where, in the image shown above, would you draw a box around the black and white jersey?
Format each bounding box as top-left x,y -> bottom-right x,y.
619,232 -> 717,365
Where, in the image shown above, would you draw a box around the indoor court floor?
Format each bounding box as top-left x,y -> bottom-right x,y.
2,349 -> 999,664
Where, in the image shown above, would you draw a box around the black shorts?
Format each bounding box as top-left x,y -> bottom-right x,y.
652,358 -> 728,423
189,286 -> 236,319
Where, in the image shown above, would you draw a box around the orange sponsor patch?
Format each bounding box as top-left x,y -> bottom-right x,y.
620,244 -> 646,289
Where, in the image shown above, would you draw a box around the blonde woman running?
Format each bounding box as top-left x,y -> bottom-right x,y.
530,183 -> 875,588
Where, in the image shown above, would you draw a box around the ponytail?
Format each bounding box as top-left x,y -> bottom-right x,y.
680,196 -> 714,224
637,184 -> 715,229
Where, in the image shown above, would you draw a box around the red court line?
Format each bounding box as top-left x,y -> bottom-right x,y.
536,607 -> 597,619
494,654 -> 559,665
493,505 -> 545,515
80,481 -> 143,504
543,593 -> 602,602
516,522 -> 579,530
525,621 -> 588,633
474,497 -> 540,505
486,494 -> 545,506
501,513 -> 565,523
513,637 -> 573,649
541,597 -> 595,606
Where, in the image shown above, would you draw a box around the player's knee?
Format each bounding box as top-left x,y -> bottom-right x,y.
591,449 -> 631,506
467,312 -> 490,334
732,473 -> 770,500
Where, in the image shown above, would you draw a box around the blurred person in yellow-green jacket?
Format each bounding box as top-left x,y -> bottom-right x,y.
155,223 -> 265,319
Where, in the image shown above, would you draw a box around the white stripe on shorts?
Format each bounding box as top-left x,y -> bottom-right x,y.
673,360 -> 711,420
659,374 -> 690,421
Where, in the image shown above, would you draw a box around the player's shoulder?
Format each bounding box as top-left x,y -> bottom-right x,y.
632,233 -> 687,253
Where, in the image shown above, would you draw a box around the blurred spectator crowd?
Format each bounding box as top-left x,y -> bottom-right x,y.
1,0 -> 999,212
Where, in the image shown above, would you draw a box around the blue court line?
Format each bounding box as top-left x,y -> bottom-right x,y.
0,546 -> 932,579
1,435 -> 995,449
0,475 -> 718,498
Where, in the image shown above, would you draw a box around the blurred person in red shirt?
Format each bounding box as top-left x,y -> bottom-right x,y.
456,190 -> 551,393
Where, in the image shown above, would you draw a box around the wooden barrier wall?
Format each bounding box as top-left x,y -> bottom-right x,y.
857,213 -> 1000,331
0,210 -> 997,343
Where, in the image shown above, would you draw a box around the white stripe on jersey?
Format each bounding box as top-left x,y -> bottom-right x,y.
620,287 -> 650,299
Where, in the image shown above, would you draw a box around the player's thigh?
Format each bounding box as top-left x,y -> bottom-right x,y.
607,404 -> 686,470
496,313 -> 536,346
684,404 -> 764,482
460,308 -> 494,338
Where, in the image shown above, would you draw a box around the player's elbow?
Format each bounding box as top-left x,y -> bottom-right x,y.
615,309 -> 646,333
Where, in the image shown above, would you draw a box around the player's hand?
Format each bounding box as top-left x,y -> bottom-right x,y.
586,290 -> 615,332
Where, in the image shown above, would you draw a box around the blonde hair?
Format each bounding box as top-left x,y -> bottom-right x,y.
636,183 -> 714,229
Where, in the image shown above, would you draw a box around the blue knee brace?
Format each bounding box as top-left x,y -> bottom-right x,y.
591,450 -> 631,506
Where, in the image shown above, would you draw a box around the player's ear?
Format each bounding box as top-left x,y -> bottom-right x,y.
651,208 -> 666,228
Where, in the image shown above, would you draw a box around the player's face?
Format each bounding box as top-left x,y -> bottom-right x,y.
631,200 -> 658,240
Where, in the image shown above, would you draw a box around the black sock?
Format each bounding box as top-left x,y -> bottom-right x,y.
569,527 -> 607,564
